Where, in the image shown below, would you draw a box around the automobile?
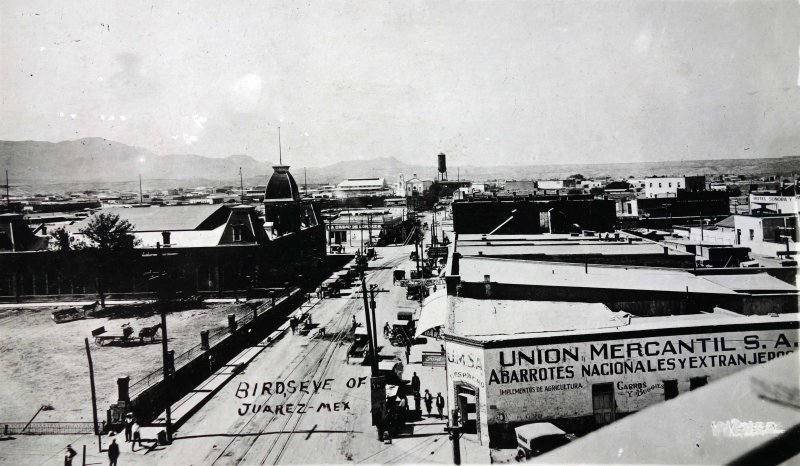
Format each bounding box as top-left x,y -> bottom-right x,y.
515,422 -> 576,460
390,319 -> 415,346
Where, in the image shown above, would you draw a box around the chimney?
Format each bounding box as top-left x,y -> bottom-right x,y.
161,231 -> 171,246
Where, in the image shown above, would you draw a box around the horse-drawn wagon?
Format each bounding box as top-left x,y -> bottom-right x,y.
92,323 -> 162,346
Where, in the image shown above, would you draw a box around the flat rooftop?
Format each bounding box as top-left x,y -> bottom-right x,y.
457,242 -> 689,257
702,273 -> 798,293
534,353 -> 800,465
457,257 -> 742,295
446,296 -> 798,343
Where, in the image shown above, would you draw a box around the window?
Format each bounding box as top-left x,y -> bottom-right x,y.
663,380 -> 678,400
678,182 -> 682,188
749,229 -> 755,241
659,183 -> 662,188
592,383 -> 615,425
668,182 -> 672,188
689,376 -> 708,390
232,224 -> 243,242
650,183 -> 653,188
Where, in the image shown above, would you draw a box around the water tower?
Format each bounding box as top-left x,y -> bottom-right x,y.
437,152 -> 447,181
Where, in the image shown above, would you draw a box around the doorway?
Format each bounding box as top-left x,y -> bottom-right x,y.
592,383 -> 616,426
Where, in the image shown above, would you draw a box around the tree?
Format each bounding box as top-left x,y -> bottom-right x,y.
79,213 -> 140,307
569,174 -> 585,181
49,226 -> 73,251
79,213 -> 139,251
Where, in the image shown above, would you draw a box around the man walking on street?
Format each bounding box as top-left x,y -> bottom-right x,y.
405,343 -> 411,364
411,372 -> 420,395
108,437 -> 120,466
65,445 -> 77,466
435,392 -> 445,419
423,389 -> 433,417
123,413 -> 133,441
383,322 -> 390,338
131,421 -> 142,451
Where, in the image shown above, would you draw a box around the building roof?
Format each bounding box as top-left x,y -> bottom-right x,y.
133,224 -> 227,248
265,165 -> 299,202
534,353 -> 800,465
0,213 -> 49,251
69,205 -> 224,232
337,178 -> 386,189
457,242 -> 688,257
701,273 -> 798,293
446,297 -> 798,345
450,299 -> 623,340
457,257 -> 741,295
716,215 -> 736,228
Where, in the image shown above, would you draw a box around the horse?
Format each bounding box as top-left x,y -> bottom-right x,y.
81,301 -> 100,315
138,323 -> 162,343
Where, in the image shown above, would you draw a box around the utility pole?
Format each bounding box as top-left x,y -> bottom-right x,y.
446,409 -> 462,465
147,243 -> 173,443
84,338 -> 101,452
5,170 -> 10,207
360,275 -> 378,372
368,284 -> 379,359
361,274 -> 384,440
239,167 -> 245,204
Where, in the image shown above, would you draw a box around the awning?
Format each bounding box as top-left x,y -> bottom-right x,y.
414,288 -> 448,338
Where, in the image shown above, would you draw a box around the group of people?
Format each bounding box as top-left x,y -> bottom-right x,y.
64,413 -> 142,466
66,413 -> 144,466
412,372 -> 446,419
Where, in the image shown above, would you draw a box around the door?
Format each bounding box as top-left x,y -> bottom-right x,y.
455,384 -> 479,438
689,376 -> 708,390
592,383 -> 615,426
663,380 -> 678,400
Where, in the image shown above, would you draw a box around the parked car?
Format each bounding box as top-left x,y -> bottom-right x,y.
515,422 -> 576,460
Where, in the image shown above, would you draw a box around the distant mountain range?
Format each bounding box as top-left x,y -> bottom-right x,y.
2,138 -> 800,193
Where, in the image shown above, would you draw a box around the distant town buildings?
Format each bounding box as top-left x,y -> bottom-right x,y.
335,178 -> 392,198
644,175 -> 705,198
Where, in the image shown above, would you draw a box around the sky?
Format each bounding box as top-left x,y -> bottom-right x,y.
1,0 -> 799,167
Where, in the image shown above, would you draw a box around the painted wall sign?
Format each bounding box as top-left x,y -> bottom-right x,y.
463,326 -> 798,425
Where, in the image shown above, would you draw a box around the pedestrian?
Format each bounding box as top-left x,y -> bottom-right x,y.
108,437 -> 120,466
440,344 -> 445,355
414,391 -> 421,414
383,322 -> 390,338
289,317 -> 297,334
351,315 -> 357,333
65,444 -> 77,466
435,392 -> 445,419
123,413 -> 133,441
131,421 -> 141,451
405,345 -> 410,364
423,389 -> 433,416
411,372 -> 420,395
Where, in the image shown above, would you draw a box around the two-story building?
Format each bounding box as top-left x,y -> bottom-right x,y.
644,176 -> 705,198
